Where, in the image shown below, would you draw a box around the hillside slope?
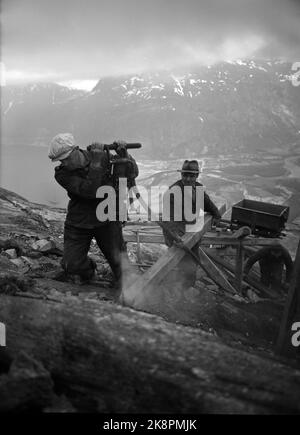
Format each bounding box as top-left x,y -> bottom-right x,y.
0,187 -> 299,412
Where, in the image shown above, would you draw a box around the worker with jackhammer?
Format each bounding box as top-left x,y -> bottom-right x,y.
48,133 -> 139,290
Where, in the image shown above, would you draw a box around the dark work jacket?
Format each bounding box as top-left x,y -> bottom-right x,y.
162,179 -> 221,246
54,150 -> 110,228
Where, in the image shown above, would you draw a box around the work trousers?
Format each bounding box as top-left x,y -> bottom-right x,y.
62,222 -> 125,281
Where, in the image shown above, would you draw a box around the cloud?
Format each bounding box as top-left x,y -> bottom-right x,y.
2,0 -> 300,83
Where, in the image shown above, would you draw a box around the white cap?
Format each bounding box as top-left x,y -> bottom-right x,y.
48,133 -> 76,162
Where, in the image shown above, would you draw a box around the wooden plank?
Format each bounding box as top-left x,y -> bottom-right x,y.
235,241 -> 243,293
197,247 -> 237,294
121,204 -> 226,308
123,233 -> 165,244
232,227 -> 250,293
276,239 -> 300,355
125,221 -> 160,227
159,222 -> 237,295
124,233 -> 281,247
200,237 -> 282,246
204,249 -> 280,300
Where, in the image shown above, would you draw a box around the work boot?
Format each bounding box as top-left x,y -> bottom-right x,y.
49,269 -> 69,282
48,270 -> 83,285
78,270 -> 97,285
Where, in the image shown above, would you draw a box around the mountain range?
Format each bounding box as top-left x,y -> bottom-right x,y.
2,59 -> 300,158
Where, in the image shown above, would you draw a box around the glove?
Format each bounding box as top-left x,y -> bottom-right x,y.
87,143 -> 108,169
87,142 -> 105,152
114,140 -> 128,157
127,158 -> 139,179
212,216 -> 221,227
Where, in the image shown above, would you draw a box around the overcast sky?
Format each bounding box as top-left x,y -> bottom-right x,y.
2,0 -> 300,87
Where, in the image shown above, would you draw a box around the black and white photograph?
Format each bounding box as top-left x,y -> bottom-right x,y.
0,0 -> 300,419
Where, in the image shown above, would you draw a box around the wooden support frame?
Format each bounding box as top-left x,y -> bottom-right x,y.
122,208 -> 289,302
204,249 -> 281,299
121,205 -> 226,308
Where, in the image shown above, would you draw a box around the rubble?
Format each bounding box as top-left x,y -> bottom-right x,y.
10,258 -> 27,268
31,239 -> 55,253
4,248 -> 17,259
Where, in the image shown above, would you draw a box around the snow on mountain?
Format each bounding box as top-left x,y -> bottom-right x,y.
88,59 -> 294,103
1,60 -> 299,157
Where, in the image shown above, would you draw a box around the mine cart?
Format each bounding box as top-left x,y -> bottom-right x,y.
231,199 -> 289,237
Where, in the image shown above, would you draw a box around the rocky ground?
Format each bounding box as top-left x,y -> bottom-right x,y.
0,186 -> 299,413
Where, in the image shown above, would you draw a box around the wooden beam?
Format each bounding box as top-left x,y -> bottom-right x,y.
200,237 -> 282,247
124,233 -> 282,247
123,233 -> 165,244
125,221 -> 160,227
232,227 -> 251,293
276,239 -> 300,356
197,247 -> 237,294
121,205 -> 226,308
235,241 -> 243,293
204,249 -> 280,300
